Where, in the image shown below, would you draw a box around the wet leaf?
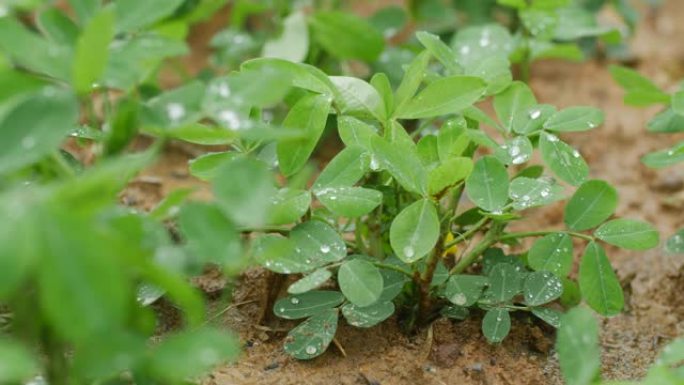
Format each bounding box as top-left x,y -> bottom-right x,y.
594,219 -> 659,250
556,307 -> 600,385
531,307 -> 562,328
579,242 -> 623,316
564,180 -> 617,231
389,199 -> 440,263
445,275 -> 488,306
482,308 -> 511,343
523,271 -> 563,306
528,233 -> 573,276
396,76 -> 486,119
338,259 -> 383,307
487,263 -> 523,303
508,177 -> 565,211
288,269 -> 332,295
315,186 -> 382,218
493,81 -> 536,132
543,107 -> 604,132
284,308 -> 338,360
371,136 -> 428,196
540,132 -> 588,186
274,291 -> 344,320
342,301 -> 394,328
268,188 -> 311,225
465,156 -> 510,212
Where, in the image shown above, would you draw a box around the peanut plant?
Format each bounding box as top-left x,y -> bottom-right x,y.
188,32 -> 659,359
610,65 -> 684,255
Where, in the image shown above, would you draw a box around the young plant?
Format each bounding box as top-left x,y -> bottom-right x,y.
0,1 -> 247,383
557,306 -> 684,385
191,32 -> 658,360
610,65 -> 684,255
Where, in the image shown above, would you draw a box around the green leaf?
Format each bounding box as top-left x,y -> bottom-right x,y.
291,220 -> 347,266
262,11 -> 308,63
178,202 -> 243,271
342,301 -> 394,328
0,17 -> 71,79
379,265 -> 409,301
309,11 -> 384,61
338,259 -> 383,307
288,269 -> 332,294
39,212 -> 129,342
389,199 -> 440,263
540,132 -> 589,186
531,307 -> 562,328
656,338 -> 684,366
466,55 -> 513,95
337,116 -> 378,150
482,308 -> 511,343
189,152 -> 237,181
564,180 -> 618,231
428,157 -> 473,196
451,24 -> 513,67
415,31 -> 459,73
115,0 -> 184,32
441,305 -> 470,320
579,242 -> 624,316
0,338 -> 38,383
543,107 -> 604,132
394,50 -> 431,113
315,186 -> 382,218
396,76 -> 486,119
284,308 -> 338,360
494,136 -> 533,166
277,93 -> 332,177
252,234 -> 306,274
665,229 -> 684,254
556,307 -> 600,385
0,206 -> 37,298
437,118 -> 470,160
609,65 -> 669,106
274,291 -> 344,320
314,145 -> 369,188
213,157 -> 275,228
594,219 -> 659,250
672,90 -> 684,116
465,156 -> 510,212
641,141 -> 684,168
330,76 -> 386,121
445,275 -> 488,306
268,188 -> 311,225
241,58 -> 333,95
73,9 -> 114,93
371,72 -> 394,117
149,328 -> 239,381
509,176 -> 564,211
37,8 -> 79,46
647,108 -> 684,133
371,136 -> 427,196
0,89 -> 78,175
417,135 -> 440,168
493,81 -> 537,132
523,271 -> 563,306
512,104 -> 556,134
68,0 -> 101,23
487,263 -> 523,302
528,233 -> 573,276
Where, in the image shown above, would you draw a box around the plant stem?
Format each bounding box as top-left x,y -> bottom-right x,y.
450,221 -> 505,275
417,232 -> 445,325
443,216 -> 490,249
499,230 -> 594,242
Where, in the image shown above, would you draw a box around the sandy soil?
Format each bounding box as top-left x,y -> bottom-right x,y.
126,1 -> 684,384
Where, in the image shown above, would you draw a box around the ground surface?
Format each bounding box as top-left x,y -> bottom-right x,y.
124,1 -> 684,384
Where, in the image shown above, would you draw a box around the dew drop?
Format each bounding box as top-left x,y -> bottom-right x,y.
403,246 -> 415,259
166,103 -> 186,122
572,150 -> 581,158
306,345 -> 317,355
369,156 -> 380,171
546,133 -> 559,142
460,45 -> 470,55
218,110 -> 242,130
22,136 -> 35,149
451,293 -> 467,306
529,109 -> 541,120
320,245 -> 330,254
290,297 -> 300,305
540,189 -> 550,198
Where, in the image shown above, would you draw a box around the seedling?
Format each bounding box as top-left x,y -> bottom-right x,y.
557,307 -> 684,385
189,32 -> 658,359
610,65 -> 684,255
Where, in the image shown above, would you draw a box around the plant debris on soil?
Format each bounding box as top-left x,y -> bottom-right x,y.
120,1 -> 684,384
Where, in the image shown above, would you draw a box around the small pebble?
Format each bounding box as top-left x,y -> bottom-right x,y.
264,362 -> 279,371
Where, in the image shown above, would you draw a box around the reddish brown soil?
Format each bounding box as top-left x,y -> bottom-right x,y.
128,1 -> 684,384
